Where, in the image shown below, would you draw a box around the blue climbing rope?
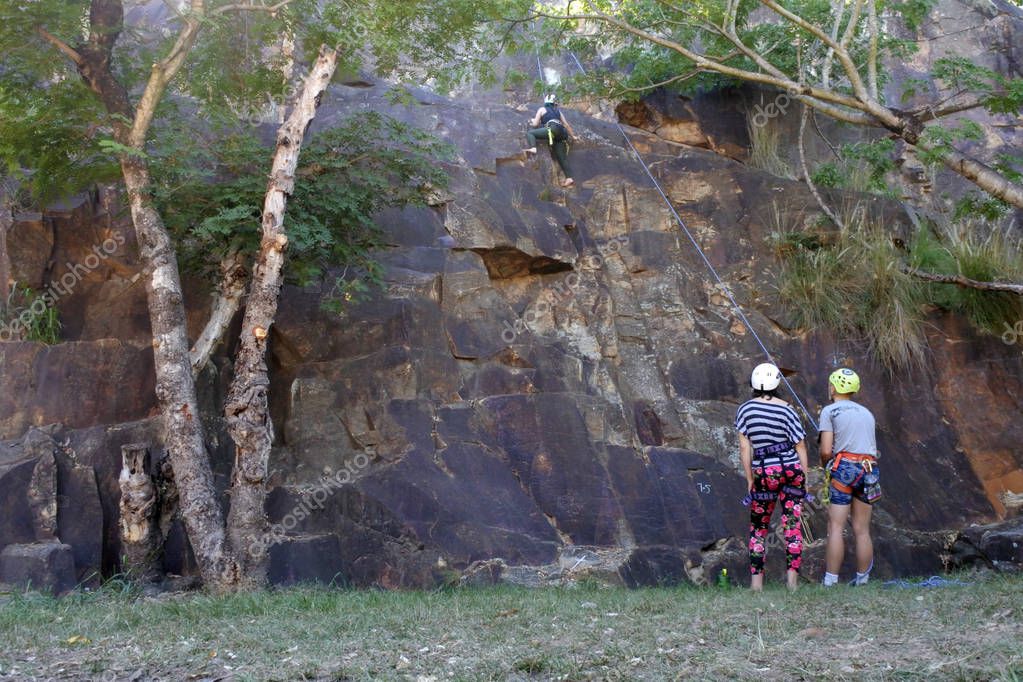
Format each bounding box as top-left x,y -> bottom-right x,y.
882,575 -> 972,589
535,50 -> 819,431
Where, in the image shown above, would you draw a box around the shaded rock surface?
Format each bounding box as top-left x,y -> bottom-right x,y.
0,542 -> 77,595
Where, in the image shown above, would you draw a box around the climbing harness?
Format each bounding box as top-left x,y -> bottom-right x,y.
538,101 -> 570,147
535,49 -> 819,433
825,452 -> 881,503
753,441 -> 795,459
546,121 -> 568,147
741,486 -> 815,507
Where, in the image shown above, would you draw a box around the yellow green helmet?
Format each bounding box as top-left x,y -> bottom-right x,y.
829,368 -> 860,394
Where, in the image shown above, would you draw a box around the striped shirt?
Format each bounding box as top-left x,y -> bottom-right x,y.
735,399 -> 806,466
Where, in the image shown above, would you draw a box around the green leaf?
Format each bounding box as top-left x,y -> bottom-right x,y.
98,139 -> 149,160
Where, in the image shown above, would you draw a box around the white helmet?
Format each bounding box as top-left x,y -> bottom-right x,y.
750,363 -> 782,391
544,93 -> 557,104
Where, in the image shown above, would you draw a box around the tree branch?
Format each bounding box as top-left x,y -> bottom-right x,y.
706,18 -> 790,84
902,265 -> 1023,295
821,2 -> 844,89
613,68 -> 705,95
811,108 -> 842,159
190,251 -> 249,376
212,0 -> 296,15
866,0 -> 879,100
916,95 -> 989,120
931,143 -> 1023,209
799,104 -> 845,229
128,0 -> 206,148
758,0 -> 871,106
543,6 -> 869,114
839,0 -> 866,52
36,26 -> 84,65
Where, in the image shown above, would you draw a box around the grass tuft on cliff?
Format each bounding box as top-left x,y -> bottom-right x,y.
1,574 -> 1021,680
775,208 -> 1023,370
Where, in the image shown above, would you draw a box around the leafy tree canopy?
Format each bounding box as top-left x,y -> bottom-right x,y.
152,109 -> 454,297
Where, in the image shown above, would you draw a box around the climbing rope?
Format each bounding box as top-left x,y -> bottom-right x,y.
882,575 -> 971,589
535,49 -> 819,432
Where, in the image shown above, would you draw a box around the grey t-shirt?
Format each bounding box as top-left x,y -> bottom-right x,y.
819,400 -> 878,457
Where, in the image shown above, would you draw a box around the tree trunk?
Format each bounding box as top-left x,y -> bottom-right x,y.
121,157 -> 240,590
53,0 -> 241,591
225,45 -> 339,583
0,196 -> 11,317
118,443 -> 159,581
935,146 -> 1023,211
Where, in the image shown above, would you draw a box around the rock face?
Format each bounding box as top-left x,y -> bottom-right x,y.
1,2 -> 1022,589
0,542 -> 77,595
249,77 -> 1020,586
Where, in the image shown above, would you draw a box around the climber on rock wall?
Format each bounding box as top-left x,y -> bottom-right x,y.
819,367 -> 881,587
736,363 -> 810,592
523,93 -> 578,188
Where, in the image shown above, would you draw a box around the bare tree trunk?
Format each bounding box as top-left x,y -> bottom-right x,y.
190,251 -> 249,376
225,45 -> 339,584
0,197 -> 11,317
121,157 -> 240,589
118,443 -> 159,580
49,0 -> 241,591
934,147 -> 1023,210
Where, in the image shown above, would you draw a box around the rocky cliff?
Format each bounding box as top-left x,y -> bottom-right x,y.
2,14 -> 1022,590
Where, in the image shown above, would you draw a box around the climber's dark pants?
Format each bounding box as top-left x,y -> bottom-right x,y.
527,127 -> 573,180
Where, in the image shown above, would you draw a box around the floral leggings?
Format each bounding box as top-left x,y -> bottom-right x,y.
748,463 -> 805,575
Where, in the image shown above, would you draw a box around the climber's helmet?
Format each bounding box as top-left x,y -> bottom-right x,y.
828,368 -> 861,395
750,363 -> 782,392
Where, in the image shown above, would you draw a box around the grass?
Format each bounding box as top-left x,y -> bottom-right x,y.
775,217 -> 928,371
910,220 -> 1023,336
1,576 -> 1021,680
747,114 -> 794,180
775,208 -> 1023,371
1,284 -> 62,344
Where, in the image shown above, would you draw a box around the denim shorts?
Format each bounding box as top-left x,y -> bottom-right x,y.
828,457 -> 881,506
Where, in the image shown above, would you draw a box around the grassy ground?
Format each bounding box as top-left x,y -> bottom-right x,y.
1,575 -> 1020,681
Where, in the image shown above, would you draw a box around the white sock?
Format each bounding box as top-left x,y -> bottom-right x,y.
823,572 -> 839,586
854,561 -> 873,585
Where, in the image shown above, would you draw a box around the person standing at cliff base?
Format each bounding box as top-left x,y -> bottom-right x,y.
736,362 -> 809,592
820,367 -> 881,587
523,93 -> 578,188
